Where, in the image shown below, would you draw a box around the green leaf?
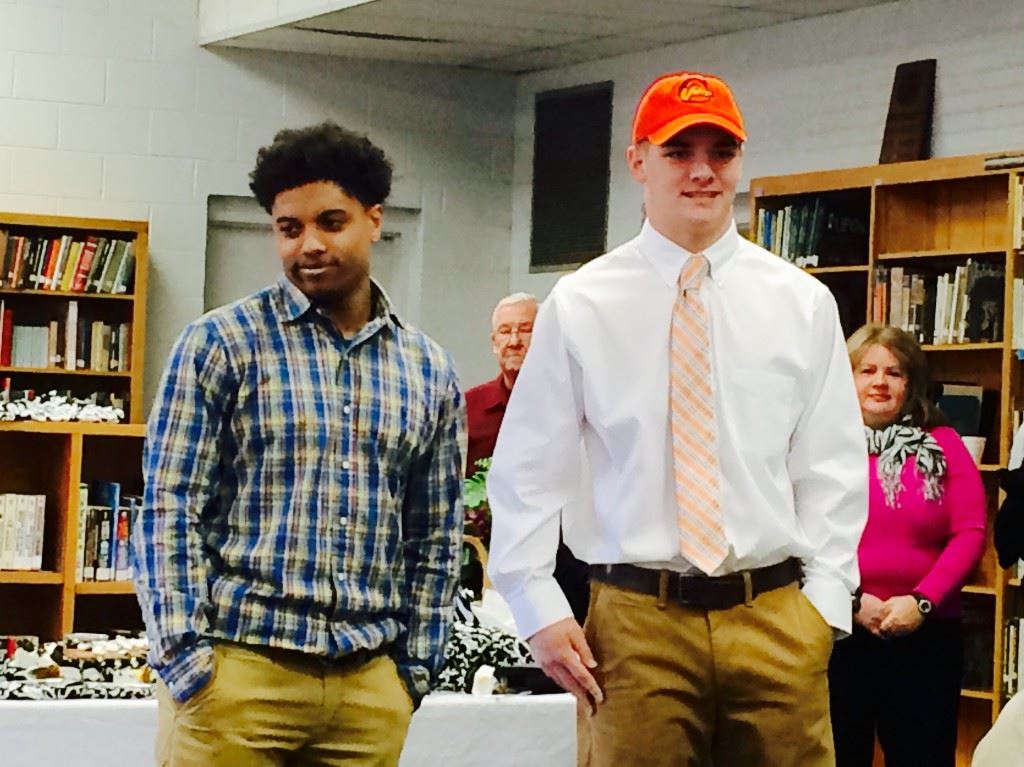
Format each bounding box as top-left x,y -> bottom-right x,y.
463,457 -> 491,509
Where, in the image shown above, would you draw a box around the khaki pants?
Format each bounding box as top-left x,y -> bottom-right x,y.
579,580 -> 834,767
156,643 -> 413,767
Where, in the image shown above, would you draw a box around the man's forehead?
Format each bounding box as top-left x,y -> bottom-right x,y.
275,206 -> 348,221
494,302 -> 537,322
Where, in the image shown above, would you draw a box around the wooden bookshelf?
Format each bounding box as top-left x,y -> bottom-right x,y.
805,265 -> 870,275
75,580 -> 135,596
752,150 -> 1024,765
962,688 -> 998,701
0,212 -> 148,642
0,570 -> 63,585
877,248 -> 1007,261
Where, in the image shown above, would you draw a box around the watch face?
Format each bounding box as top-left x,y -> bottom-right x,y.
917,597 -> 933,614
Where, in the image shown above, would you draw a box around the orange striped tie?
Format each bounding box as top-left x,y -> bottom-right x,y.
671,255 -> 727,574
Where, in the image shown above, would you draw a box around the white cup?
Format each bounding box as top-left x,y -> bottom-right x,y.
961,436 -> 986,466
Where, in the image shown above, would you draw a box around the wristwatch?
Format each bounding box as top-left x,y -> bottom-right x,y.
851,587 -> 863,615
912,592 -> 933,616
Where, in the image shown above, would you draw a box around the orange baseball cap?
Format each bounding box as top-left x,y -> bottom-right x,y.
631,71 -> 746,145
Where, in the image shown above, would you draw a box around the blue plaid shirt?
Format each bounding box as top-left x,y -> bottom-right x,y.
134,277 -> 466,704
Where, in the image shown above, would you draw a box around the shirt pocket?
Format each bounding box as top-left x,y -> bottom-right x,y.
727,368 -> 797,457
363,397 -> 431,471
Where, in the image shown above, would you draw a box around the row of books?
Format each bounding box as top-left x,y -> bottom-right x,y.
756,199 -> 827,265
872,261 -> 1004,345
756,198 -> 868,267
0,231 -> 135,295
0,299 -> 132,372
0,494 -> 46,571
76,481 -> 139,582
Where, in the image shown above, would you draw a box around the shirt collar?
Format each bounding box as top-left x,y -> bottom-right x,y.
274,275 -> 405,330
481,376 -> 512,411
638,219 -> 740,289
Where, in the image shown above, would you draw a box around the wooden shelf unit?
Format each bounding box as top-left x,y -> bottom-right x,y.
0,212 -> 148,642
751,150 -> 1024,765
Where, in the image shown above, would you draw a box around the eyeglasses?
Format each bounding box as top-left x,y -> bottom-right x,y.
494,324 -> 533,339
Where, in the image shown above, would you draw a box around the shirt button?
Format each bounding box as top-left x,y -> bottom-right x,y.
342,460 -> 351,470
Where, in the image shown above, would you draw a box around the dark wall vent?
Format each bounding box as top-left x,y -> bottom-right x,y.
530,81 -> 613,271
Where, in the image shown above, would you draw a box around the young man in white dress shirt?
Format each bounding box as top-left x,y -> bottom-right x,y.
487,71 -> 868,766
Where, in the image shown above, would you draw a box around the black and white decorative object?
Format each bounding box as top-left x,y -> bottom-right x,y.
0,390 -> 124,423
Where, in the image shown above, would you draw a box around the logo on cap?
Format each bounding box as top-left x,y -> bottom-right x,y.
678,77 -> 713,103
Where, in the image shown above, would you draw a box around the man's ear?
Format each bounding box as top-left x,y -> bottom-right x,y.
626,143 -> 647,184
367,203 -> 383,242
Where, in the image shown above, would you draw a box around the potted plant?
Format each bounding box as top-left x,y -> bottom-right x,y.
462,457 -> 491,545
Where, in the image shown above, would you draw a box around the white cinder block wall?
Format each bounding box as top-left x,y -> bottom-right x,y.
510,0 -> 1024,298
0,0 -> 516,410
5,0 -> 1024,409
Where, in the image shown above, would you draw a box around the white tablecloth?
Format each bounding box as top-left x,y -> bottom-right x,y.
1,692 -> 576,767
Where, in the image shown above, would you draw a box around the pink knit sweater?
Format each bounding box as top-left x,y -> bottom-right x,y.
859,426 -> 987,619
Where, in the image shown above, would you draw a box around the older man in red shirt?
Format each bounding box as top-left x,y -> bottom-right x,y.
465,293 -> 537,475
466,293 -> 590,622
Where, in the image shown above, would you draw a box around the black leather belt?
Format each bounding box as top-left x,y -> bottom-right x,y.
221,641 -> 386,671
590,558 -> 802,610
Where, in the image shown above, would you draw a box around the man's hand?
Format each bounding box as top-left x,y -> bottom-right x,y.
528,617 -> 604,715
879,594 -> 925,637
854,592 -> 886,636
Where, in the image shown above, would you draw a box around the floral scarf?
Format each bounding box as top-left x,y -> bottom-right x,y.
865,416 -> 947,508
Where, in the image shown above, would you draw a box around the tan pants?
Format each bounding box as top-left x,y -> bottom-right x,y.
579,580 -> 835,767
156,643 -> 413,767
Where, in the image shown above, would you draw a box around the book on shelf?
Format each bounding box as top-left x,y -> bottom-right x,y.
1003,616 -> 1024,699
1014,174 -> 1024,252
935,383 -> 984,437
1010,417 -> 1024,471
0,493 -> 46,571
0,229 -> 136,295
75,482 -> 88,582
0,299 -> 12,366
1003,278 -> 1024,352
962,597 -> 995,691
1005,619 -> 1020,698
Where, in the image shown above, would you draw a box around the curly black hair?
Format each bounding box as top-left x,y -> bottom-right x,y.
249,122 -> 393,213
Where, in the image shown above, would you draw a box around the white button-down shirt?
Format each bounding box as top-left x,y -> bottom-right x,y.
487,219 -> 868,639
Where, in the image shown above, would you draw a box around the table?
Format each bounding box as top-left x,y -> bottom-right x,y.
1,692 -> 576,767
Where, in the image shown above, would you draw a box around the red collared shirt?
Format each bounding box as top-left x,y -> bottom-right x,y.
465,375 -> 511,475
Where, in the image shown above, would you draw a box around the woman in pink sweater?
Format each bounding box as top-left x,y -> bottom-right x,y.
828,324 -> 986,767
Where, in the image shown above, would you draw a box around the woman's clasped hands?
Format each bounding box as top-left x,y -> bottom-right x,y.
854,593 -> 924,638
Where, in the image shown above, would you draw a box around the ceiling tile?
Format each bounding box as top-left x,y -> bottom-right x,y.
213,0 -> 898,74
471,34 -> 672,74
291,17 -> 585,48
765,0 -> 892,14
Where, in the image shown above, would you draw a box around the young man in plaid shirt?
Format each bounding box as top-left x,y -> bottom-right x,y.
134,122 -> 466,767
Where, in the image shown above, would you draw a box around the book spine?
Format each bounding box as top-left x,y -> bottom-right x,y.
70,238 -> 98,293
32,494 -> 44,570
75,482 -> 88,582
0,494 -> 7,569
